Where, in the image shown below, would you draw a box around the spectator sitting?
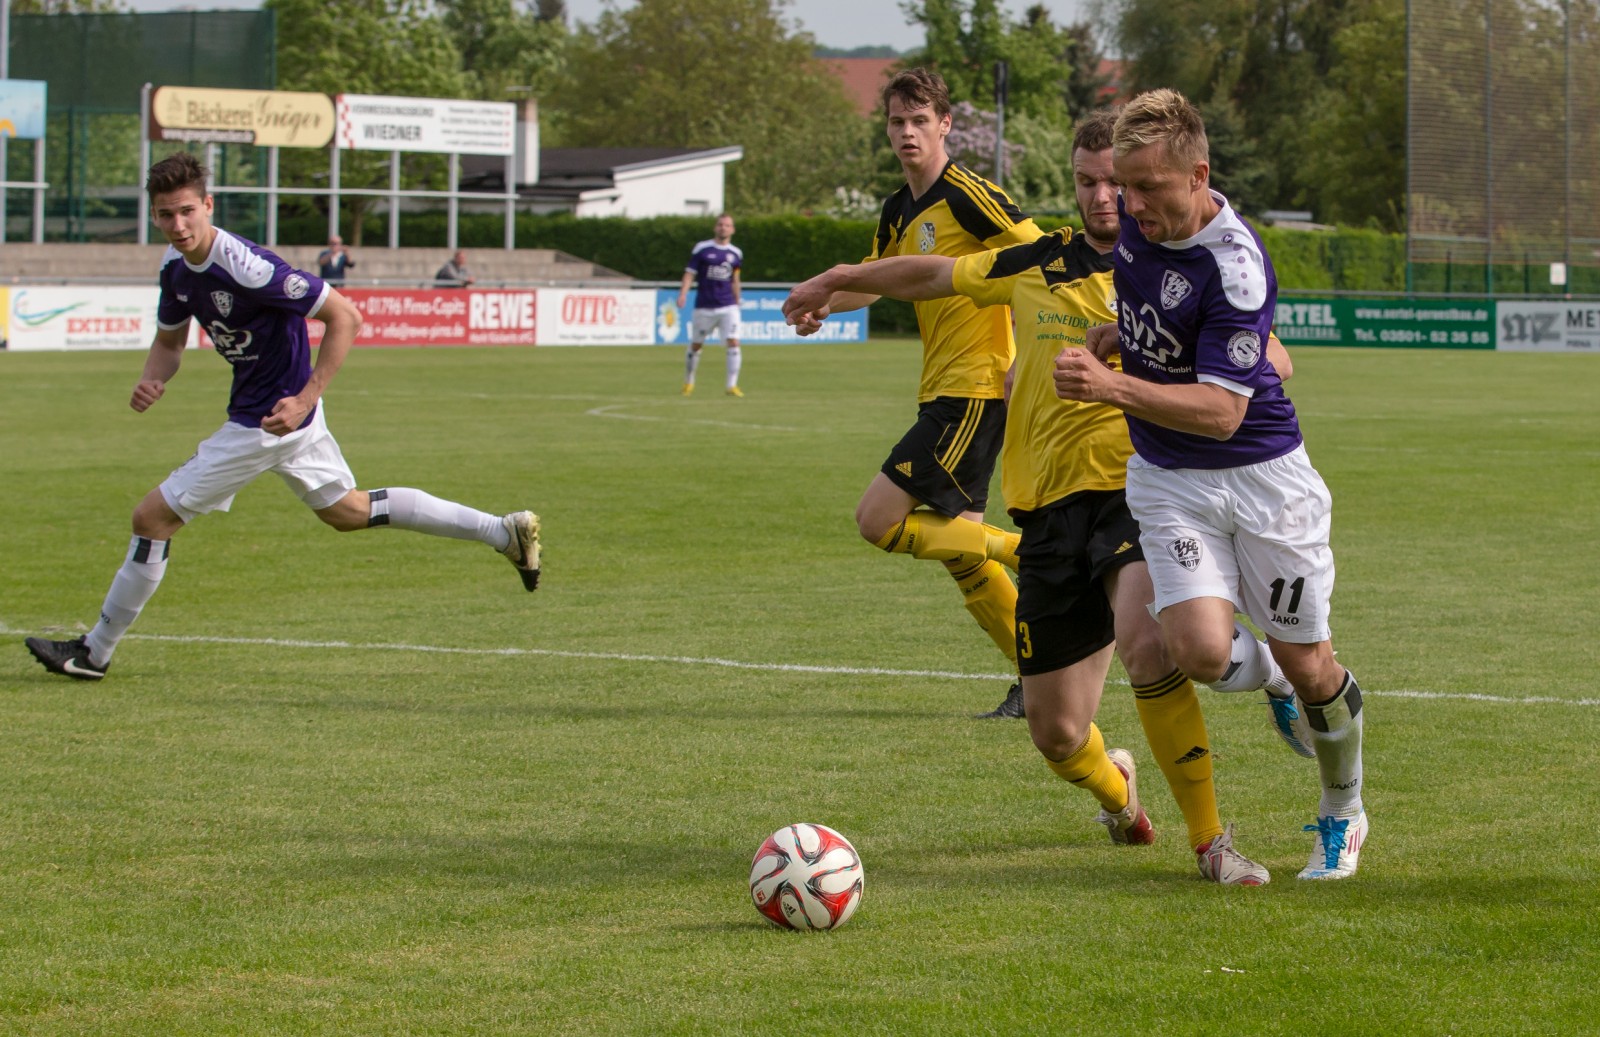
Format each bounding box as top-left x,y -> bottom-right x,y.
435,250 -> 475,288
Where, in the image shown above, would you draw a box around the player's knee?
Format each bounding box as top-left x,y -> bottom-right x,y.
315,490 -> 370,532
1166,630 -> 1231,685
131,494 -> 183,540
1029,715 -> 1088,762
1115,626 -> 1171,687
855,505 -> 893,546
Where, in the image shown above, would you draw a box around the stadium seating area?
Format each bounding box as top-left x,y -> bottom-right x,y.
0,243 -> 627,286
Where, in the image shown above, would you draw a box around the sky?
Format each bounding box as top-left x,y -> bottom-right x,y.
116,0 -> 1098,53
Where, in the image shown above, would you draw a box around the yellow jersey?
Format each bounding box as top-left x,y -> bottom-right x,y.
868,161 -> 1042,402
951,229 -> 1133,514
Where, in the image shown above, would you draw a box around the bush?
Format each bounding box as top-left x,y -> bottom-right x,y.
275,209 -> 1412,324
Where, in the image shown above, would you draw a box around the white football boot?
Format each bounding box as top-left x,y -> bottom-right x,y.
1298,811 -> 1369,880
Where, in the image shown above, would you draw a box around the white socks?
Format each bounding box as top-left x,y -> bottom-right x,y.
367,488 -> 509,550
1208,619 -> 1292,697
684,346 -> 702,384
1304,671 -> 1365,818
726,345 -> 741,389
84,535 -> 169,667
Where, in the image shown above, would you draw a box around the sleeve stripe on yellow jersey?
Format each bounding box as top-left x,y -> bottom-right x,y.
937,399 -> 985,473
945,166 -> 1015,231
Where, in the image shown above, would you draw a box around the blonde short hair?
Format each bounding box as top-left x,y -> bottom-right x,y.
1113,89 -> 1209,170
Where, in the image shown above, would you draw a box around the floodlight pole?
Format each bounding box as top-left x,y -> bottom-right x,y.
139,83 -> 153,245
2,0 -> 9,246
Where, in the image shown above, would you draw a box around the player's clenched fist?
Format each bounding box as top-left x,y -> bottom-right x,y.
1085,323 -> 1119,360
1053,347 -> 1114,403
130,380 -> 166,412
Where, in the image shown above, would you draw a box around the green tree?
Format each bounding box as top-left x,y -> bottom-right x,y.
436,0 -> 567,101
1296,1 -> 1405,229
1108,0 -> 1406,223
900,0 -> 1079,121
546,0 -> 872,212
265,0 -> 471,243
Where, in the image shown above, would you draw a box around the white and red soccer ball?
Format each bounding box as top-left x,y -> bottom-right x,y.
749,823 -> 864,931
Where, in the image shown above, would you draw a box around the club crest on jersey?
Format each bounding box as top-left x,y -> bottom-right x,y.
917,221 -> 936,254
1227,330 -> 1262,368
284,273 -> 310,300
1160,270 -> 1192,310
211,290 -> 234,317
1167,536 -> 1202,572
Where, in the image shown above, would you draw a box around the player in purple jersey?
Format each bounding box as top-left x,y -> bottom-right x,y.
676,213 -> 744,396
24,152 -> 543,683
1052,91 -> 1369,880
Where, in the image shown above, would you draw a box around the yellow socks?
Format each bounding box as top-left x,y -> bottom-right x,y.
875,513 -> 1019,570
1133,669 -> 1222,849
945,558 -> 1018,664
1043,723 -> 1127,813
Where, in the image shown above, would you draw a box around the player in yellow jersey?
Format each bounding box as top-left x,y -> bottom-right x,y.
808,69 -> 1044,718
785,111 -> 1290,884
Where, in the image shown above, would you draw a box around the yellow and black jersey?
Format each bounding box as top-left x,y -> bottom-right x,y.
868,161 -> 1042,402
952,228 -> 1133,514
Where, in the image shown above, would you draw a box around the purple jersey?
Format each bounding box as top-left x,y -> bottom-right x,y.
685,239 -> 742,310
156,228 -> 331,430
1112,191 -> 1301,469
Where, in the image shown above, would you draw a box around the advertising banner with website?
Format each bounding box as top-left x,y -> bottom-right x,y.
0,79 -> 48,140
303,288 -> 537,348
653,289 -> 869,346
536,288 -> 656,345
148,86 -> 335,148
1273,297 -> 1495,350
335,94 -> 516,156
4,286 -> 165,351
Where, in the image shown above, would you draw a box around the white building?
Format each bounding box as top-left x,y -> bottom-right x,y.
462,146 -> 743,219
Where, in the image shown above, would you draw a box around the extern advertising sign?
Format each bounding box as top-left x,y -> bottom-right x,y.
149,86 -> 336,148
1273,298 -> 1494,350
335,94 -> 516,156
4,287 -> 165,351
0,79 -> 47,140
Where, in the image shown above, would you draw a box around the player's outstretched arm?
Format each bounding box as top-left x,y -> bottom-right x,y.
263,288 -> 363,437
785,255 -> 956,327
131,323 -> 190,412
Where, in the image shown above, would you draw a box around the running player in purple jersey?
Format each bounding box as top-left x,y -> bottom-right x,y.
24,152 -> 543,683
1052,90 -> 1369,880
677,214 -> 744,396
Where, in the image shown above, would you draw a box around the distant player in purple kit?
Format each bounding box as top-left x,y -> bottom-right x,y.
677,213 -> 744,397
1053,90 -> 1368,879
24,152 -> 543,682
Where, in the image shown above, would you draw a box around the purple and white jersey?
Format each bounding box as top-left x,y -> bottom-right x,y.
684,239 -> 742,310
1112,190 -> 1301,469
156,228 -> 331,430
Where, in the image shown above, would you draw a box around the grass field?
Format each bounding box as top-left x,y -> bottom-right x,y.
2,339 -> 1598,1036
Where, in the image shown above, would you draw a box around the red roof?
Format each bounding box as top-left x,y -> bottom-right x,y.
822,57 -> 900,117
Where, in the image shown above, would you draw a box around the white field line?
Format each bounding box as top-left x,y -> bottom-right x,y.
116,633 -> 1600,708
583,402 -> 804,432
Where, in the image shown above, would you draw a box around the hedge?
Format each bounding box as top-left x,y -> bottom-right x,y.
274,209 -> 1410,333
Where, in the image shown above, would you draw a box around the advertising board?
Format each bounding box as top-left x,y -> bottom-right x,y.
335,94 -> 516,156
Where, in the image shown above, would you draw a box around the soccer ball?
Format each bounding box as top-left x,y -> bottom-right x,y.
748,823 -> 864,931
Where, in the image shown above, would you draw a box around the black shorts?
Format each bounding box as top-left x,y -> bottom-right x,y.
880,396 -> 1006,518
1013,490 -> 1145,676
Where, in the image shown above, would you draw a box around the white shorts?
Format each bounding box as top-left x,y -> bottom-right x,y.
690,305 -> 741,344
160,404 -> 357,522
1125,444 -> 1334,644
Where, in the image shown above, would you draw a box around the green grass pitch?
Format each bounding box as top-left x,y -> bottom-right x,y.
2,340 -> 1597,1035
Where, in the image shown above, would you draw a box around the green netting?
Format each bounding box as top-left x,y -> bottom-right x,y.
1407,0 -> 1600,295
8,10 -> 275,112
